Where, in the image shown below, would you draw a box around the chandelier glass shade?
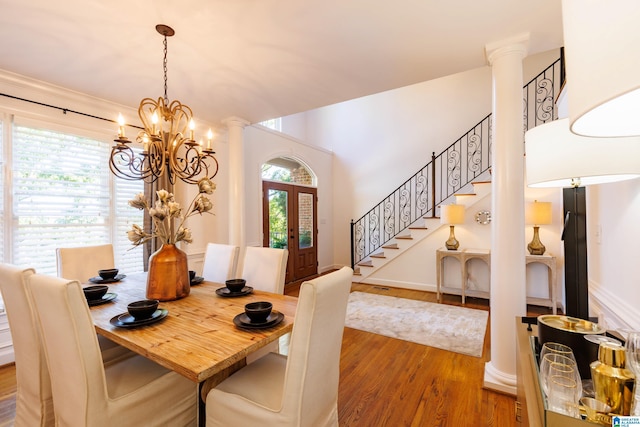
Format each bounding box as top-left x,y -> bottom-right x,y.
110,25 -> 218,184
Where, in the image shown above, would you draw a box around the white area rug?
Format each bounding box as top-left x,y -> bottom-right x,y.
345,291 -> 488,357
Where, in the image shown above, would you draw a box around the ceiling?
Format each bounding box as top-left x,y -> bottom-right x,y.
0,0 -> 563,126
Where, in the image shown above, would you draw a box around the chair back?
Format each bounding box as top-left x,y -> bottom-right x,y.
0,263 -> 55,426
281,266 -> 352,425
27,274 -> 110,424
56,244 -> 115,282
240,246 -> 288,294
201,243 -> 240,283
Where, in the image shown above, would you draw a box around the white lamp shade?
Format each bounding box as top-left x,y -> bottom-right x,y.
525,119 -> 640,187
440,204 -> 465,225
525,201 -> 552,225
562,0 -> 640,137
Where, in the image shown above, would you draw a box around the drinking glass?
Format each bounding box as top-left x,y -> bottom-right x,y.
540,342 -> 575,362
540,353 -> 582,399
625,331 -> 640,415
547,375 -> 581,418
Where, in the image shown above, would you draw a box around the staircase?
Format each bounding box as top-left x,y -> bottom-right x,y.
351,55 -> 564,282
353,177 -> 491,282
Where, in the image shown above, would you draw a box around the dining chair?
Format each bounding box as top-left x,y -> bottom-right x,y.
56,243 -> 132,363
27,272 -> 197,427
205,266 -> 353,427
201,243 -> 240,283
56,243 -> 115,283
0,263 -> 55,427
239,246 -> 288,294
239,246 -> 289,362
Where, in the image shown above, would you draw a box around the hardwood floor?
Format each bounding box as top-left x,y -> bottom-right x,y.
0,279 -> 552,426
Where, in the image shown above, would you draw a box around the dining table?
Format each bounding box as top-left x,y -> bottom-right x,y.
87,272 -> 298,426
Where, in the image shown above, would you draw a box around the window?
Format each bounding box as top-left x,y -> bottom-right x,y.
259,118 -> 282,132
5,118 -> 143,276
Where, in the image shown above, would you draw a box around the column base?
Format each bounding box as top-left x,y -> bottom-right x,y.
483,361 -> 517,396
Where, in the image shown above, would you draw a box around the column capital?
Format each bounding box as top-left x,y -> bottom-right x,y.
485,33 -> 530,66
222,116 -> 250,129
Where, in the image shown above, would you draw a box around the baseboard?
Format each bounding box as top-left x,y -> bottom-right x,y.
359,277 -> 437,293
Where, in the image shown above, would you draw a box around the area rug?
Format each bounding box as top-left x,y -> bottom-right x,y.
344,291 -> 488,357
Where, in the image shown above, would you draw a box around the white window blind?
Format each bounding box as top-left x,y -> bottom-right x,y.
114,166 -> 144,274
0,120 -> 7,261
12,123 -> 143,276
0,121 -> 4,264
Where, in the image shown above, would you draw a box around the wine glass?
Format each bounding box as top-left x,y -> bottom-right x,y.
540,353 -> 582,399
625,331 -> 640,415
547,375 -> 581,418
540,342 -> 575,362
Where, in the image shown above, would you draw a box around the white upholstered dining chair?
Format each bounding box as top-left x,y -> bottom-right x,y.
201,243 -> 240,283
0,264 -> 55,427
56,243 -> 132,363
27,273 -> 197,427
239,246 -> 288,294
205,266 -> 353,427
56,243 -> 115,283
239,246 -> 289,362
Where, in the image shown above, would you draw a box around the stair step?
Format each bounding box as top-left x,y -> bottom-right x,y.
396,235 -> 413,240
358,260 -> 374,267
408,225 -> 428,230
370,252 -> 385,259
382,243 -> 399,249
472,180 -> 491,185
454,192 -> 476,197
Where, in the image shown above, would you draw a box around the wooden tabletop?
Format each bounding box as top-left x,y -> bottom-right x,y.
88,273 -> 297,383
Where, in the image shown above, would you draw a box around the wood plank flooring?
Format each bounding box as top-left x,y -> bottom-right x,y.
0,279 -> 552,426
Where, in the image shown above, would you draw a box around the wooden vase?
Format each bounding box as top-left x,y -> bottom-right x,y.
146,243 -> 190,301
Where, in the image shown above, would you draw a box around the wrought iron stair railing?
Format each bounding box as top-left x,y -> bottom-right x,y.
351,57 -> 563,268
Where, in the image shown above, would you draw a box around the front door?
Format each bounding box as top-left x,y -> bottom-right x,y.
262,181 -> 318,283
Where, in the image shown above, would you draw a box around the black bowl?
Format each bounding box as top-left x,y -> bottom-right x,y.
225,279 -> 246,293
83,285 -> 108,301
98,268 -> 119,280
127,299 -> 159,320
244,301 -> 272,323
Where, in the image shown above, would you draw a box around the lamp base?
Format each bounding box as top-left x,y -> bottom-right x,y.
445,225 -> 459,250
527,226 -> 546,255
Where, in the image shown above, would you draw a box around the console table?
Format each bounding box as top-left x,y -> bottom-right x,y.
435,248 -> 557,313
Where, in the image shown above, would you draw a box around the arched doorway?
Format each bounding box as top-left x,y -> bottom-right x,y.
262,157 -> 317,283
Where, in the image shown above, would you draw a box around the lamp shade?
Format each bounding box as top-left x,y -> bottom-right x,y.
440,204 -> 465,225
525,119 -> 640,188
562,0 -> 640,137
526,201 -> 552,225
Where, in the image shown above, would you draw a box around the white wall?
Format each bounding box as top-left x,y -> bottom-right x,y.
587,181 -> 640,331
242,125 -> 335,273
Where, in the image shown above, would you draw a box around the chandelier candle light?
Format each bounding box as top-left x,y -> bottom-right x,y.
110,24 -> 218,184
440,204 -> 465,251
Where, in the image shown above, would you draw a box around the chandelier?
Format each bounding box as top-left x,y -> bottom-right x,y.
109,24 -> 218,184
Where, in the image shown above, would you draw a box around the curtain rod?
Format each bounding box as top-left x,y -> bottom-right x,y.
0,92 -> 143,130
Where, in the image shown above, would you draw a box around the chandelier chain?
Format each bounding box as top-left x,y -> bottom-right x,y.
163,34 -> 169,104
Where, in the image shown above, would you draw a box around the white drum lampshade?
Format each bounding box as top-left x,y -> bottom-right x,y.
525,119 -> 640,188
562,0 -> 640,137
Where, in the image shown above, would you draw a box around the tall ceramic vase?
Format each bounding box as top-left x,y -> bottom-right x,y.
146,243 -> 190,301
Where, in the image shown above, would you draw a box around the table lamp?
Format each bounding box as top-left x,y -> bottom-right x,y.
525,200 -> 552,255
525,118 -> 640,319
440,204 -> 465,250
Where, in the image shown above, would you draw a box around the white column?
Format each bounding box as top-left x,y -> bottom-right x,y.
222,116 -> 249,247
483,34 -> 529,395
